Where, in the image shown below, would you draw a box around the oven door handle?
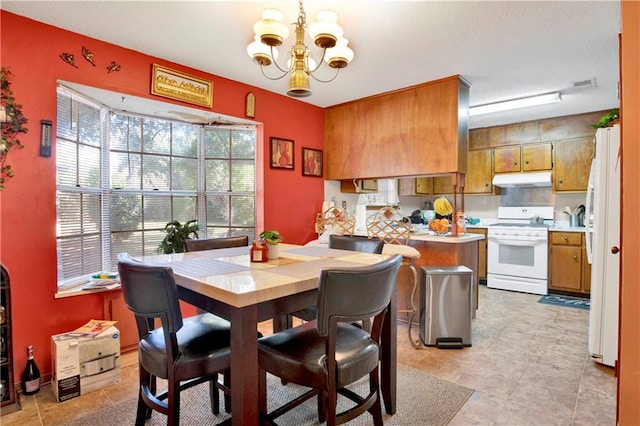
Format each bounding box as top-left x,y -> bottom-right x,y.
488,236 -> 547,245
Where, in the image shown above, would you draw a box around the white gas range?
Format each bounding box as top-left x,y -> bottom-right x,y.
487,206 -> 554,295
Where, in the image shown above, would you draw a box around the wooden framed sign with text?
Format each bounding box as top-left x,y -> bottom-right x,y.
151,64 -> 213,108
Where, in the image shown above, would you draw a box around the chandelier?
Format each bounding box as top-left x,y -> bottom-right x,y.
246,0 -> 354,98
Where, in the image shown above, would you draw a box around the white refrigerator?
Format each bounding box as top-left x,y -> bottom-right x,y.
585,125 -> 620,367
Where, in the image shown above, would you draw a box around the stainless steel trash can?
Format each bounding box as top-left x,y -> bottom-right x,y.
420,266 -> 473,348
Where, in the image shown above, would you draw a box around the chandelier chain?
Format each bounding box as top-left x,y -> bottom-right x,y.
297,0 -> 306,28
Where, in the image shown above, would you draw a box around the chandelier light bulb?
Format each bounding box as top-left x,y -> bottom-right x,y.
247,35 -> 278,66
308,9 -> 343,48
254,8 -> 290,47
325,38 -> 354,69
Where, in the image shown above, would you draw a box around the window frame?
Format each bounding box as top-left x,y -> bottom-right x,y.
56,86 -> 256,290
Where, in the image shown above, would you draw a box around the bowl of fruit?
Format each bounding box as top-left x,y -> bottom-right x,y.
428,218 -> 451,235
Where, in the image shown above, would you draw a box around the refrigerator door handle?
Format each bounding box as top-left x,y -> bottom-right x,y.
585,159 -> 596,265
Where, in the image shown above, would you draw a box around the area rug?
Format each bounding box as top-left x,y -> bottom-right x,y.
68,364 -> 473,425
538,294 -> 590,310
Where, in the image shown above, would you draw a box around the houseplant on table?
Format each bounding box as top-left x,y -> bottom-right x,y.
259,230 -> 283,260
158,219 -> 199,254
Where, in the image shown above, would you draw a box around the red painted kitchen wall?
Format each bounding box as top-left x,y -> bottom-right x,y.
0,11 -> 325,381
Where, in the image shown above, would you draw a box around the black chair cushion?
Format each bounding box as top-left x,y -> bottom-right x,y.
258,321 -> 379,389
139,313 -> 231,381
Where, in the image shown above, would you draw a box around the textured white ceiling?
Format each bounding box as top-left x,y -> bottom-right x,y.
1,1 -> 621,128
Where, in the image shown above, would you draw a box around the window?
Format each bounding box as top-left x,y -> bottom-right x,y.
56,87 -> 256,287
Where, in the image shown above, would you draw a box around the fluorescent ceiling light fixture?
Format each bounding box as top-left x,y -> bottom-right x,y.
469,92 -> 561,116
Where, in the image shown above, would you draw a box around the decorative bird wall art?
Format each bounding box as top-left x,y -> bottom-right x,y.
106,61 -> 121,74
60,47 -> 121,74
81,46 -> 95,66
60,52 -> 78,68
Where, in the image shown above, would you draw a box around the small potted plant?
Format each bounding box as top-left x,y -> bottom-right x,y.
158,219 -> 199,254
259,229 -> 283,260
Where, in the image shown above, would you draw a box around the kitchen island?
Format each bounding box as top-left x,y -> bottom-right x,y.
324,231 -> 484,323
398,233 -> 484,324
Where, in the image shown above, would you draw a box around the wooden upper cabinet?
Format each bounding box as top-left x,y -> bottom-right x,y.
469,128 -> 489,150
494,146 -> 521,173
522,143 -> 552,171
494,143 -> 552,173
432,176 -> 453,194
325,75 -> 469,180
340,179 -> 378,193
553,137 -> 594,192
465,149 -> 494,194
473,111 -> 605,148
415,177 -> 433,194
539,113 -> 602,142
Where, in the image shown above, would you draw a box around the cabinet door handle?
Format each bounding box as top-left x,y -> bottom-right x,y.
563,237 -> 569,241
611,246 -> 620,254
573,255 -> 578,260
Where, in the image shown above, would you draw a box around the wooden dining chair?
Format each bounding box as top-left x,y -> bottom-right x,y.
258,254 -> 403,426
183,235 -> 249,252
117,253 -> 233,425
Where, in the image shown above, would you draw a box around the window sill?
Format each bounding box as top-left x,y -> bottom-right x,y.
55,285 -> 121,299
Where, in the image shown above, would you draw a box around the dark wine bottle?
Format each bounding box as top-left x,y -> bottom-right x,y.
21,345 -> 40,395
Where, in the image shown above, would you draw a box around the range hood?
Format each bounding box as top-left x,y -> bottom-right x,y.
492,171 -> 552,188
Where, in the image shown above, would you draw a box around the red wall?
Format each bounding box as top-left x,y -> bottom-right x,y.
0,11 -> 325,381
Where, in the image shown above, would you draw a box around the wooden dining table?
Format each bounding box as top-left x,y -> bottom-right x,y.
138,243 -> 398,425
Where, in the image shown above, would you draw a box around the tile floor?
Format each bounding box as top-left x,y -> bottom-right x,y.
1,285 -> 616,425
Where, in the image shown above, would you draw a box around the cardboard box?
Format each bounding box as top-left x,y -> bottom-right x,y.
51,326 -> 121,402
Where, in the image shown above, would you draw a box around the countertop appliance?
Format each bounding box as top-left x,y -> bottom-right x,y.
585,126 -> 620,367
487,206 -> 554,295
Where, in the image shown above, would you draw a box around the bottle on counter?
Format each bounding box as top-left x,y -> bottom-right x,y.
250,240 -> 268,262
456,211 -> 466,235
21,345 -> 41,395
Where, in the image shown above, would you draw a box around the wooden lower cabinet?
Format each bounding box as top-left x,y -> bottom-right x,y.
548,231 -> 591,295
103,292 -> 139,353
465,228 -> 487,280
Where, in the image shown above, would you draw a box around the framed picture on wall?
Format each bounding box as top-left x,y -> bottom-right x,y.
302,147 -> 323,177
270,137 -> 294,170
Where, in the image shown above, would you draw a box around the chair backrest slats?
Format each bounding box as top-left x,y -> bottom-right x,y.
315,207 -> 356,236
366,207 -> 412,245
